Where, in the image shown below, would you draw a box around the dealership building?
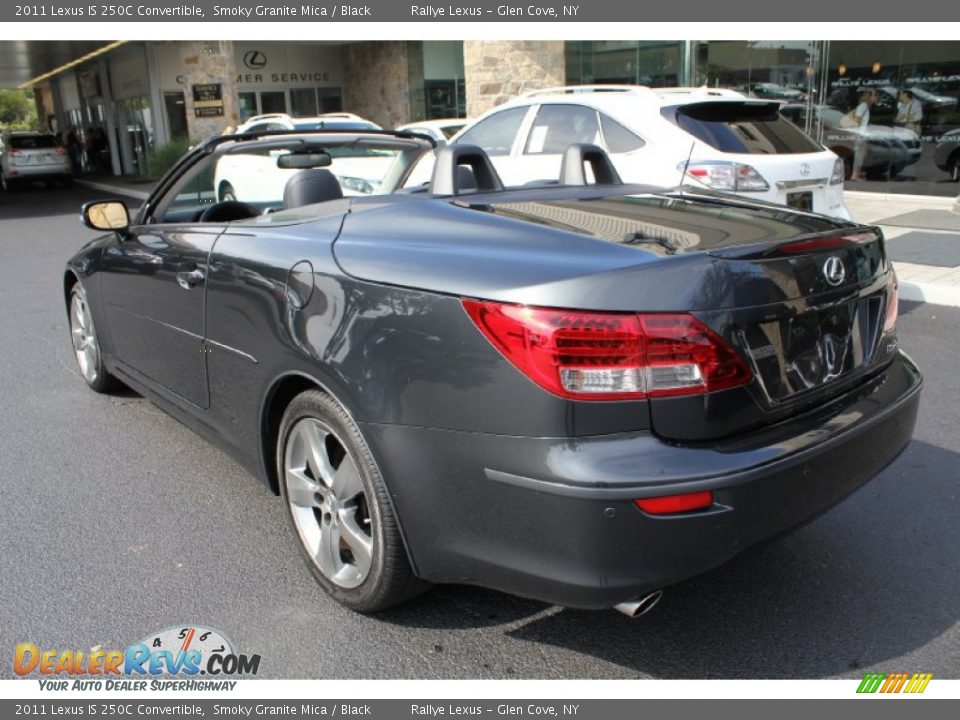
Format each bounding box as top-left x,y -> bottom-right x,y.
4,39 -> 959,192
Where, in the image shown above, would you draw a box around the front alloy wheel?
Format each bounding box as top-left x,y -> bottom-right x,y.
278,390 -> 426,611
69,285 -> 119,393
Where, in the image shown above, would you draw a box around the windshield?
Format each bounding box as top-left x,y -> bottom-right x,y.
159,135 -> 429,223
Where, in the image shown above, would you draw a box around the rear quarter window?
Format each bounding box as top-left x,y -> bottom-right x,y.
600,113 -> 645,153
664,102 -> 823,155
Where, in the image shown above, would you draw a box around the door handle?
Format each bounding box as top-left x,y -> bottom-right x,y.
177,268 -> 205,289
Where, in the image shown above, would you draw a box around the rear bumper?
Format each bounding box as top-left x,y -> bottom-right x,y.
5,164 -> 72,180
364,351 -> 921,609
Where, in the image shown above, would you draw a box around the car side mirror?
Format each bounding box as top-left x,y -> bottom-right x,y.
82,200 -> 130,232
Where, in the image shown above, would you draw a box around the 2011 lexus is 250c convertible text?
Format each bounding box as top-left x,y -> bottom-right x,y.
65,129 -> 921,616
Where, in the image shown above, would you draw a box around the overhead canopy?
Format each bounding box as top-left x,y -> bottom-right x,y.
0,41 -> 122,89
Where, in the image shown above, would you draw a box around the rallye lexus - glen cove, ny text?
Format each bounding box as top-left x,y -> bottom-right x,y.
64,128 -> 921,615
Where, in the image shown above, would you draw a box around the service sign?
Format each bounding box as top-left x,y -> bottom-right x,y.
192,83 -> 224,117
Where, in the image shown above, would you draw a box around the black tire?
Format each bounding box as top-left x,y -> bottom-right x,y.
0,172 -> 16,192
950,153 -> 960,183
277,389 -> 427,612
68,284 -> 121,393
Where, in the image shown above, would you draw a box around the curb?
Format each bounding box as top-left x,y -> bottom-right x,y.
77,179 -> 150,201
843,190 -> 957,207
898,279 -> 960,308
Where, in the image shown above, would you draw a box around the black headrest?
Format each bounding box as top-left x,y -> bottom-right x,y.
431,144 -> 503,196
283,168 -> 343,209
559,143 -> 623,186
456,165 -> 477,192
198,200 -> 260,223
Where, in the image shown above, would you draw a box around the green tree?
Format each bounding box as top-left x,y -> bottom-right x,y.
0,89 -> 38,130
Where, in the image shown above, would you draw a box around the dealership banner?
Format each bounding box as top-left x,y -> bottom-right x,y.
4,0 -> 960,22
1,700 -> 959,719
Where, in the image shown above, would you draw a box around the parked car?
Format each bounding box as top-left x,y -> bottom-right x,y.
67,131 -> 920,614
779,104 -> 921,179
236,112 -> 381,134
933,128 -> 960,181
214,130 -> 396,201
0,131 -> 73,191
429,86 -> 850,219
741,82 -> 807,101
396,118 -> 468,143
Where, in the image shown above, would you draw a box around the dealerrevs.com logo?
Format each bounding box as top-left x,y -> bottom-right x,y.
14,625 -> 261,691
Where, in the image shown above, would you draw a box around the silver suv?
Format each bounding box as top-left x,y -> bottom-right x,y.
0,131 -> 73,191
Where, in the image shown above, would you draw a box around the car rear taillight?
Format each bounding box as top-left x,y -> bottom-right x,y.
56,147 -> 67,155
679,160 -> 770,192
830,157 -> 845,185
462,300 -> 752,401
884,272 -> 899,334
635,491 -> 714,515
9,150 -> 23,157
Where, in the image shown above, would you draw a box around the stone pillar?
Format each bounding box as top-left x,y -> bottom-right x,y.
463,41 -> 566,118
178,41 -> 241,142
341,41 -> 424,129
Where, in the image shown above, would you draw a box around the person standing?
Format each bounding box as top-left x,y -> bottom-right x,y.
896,89 -> 923,136
850,90 -> 876,181
65,127 -> 83,176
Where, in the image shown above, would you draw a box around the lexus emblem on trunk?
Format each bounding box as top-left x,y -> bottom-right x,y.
823,256 -> 846,286
800,163 -> 812,176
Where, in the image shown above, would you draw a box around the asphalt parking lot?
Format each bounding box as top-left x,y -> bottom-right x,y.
1,184 -> 958,680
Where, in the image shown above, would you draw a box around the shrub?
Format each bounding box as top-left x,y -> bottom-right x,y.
144,137 -> 192,180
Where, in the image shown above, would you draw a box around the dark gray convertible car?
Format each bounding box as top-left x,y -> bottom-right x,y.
66,130 -> 921,615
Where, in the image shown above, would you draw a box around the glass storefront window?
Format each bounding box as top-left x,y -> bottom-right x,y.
163,91 -> 188,139
566,41 -> 685,87
290,87 -> 319,116
318,88 -> 343,113
238,92 -> 258,121
259,91 -> 287,114
821,41 -> 960,193
425,79 -> 465,119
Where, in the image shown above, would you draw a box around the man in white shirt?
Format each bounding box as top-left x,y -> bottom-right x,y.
897,89 -> 923,135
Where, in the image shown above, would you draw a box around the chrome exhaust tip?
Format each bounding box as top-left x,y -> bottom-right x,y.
613,590 -> 663,618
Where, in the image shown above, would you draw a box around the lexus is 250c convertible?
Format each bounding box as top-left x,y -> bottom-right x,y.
66,129 -> 921,615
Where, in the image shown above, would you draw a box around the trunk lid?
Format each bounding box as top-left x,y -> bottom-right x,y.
335,190 -> 896,441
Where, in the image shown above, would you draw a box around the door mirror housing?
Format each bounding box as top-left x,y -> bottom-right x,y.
82,200 -> 130,232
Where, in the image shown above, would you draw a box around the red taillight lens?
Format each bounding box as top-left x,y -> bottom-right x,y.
56,147 -> 67,155
9,150 -> 23,157
462,300 -> 752,401
778,232 -> 876,255
884,272 -> 899,334
635,491 -> 714,515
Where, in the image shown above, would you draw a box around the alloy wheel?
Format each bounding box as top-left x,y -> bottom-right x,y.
70,289 -> 101,384
283,417 -> 373,589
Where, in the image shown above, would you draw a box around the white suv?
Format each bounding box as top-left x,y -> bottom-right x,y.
446,86 -> 850,219
235,113 -> 380,134
0,131 -> 73,191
